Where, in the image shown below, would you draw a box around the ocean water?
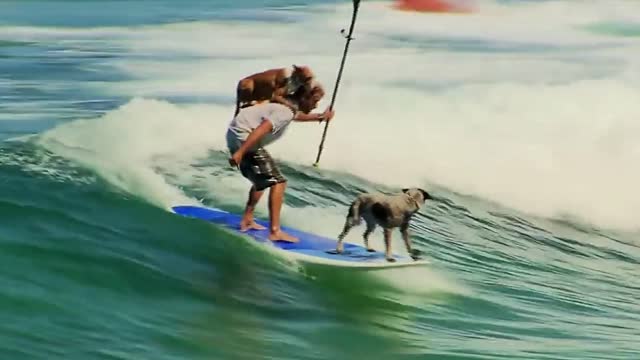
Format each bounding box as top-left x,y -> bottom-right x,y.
1,0 -> 639,359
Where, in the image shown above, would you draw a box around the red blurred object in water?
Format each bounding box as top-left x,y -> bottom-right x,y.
393,0 -> 472,13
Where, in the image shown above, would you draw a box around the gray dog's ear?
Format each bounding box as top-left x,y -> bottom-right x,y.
419,189 -> 433,200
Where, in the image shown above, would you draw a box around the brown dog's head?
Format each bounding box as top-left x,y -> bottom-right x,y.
402,188 -> 433,206
290,64 -> 315,92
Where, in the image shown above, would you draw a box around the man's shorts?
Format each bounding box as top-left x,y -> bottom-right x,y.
239,147 -> 287,191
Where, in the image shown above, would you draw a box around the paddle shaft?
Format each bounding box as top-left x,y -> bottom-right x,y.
313,0 -> 361,167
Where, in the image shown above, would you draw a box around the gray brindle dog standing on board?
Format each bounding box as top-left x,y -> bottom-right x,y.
332,188 -> 433,262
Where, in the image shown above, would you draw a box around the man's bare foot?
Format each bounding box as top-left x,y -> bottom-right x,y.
268,230 -> 299,243
240,221 -> 267,232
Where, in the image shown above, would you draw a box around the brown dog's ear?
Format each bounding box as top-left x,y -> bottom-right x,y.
293,64 -> 300,71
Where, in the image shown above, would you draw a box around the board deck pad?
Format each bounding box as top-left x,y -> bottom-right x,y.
171,205 -> 429,268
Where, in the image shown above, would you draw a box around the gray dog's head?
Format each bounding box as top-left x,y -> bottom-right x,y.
402,188 -> 433,206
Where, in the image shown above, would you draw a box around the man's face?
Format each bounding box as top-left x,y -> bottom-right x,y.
299,91 -> 323,113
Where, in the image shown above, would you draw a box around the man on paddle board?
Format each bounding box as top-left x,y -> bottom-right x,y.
226,83 -> 334,242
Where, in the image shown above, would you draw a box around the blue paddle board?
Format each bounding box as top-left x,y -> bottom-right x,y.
171,205 -> 429,269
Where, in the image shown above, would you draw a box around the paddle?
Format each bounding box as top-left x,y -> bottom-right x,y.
313,0 -> 362,167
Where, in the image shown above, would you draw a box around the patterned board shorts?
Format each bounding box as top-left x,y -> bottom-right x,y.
239,148 -> 287,191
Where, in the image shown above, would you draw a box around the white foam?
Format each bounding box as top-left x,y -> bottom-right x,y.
31,0 -> 640,231
35,98 -> 225,208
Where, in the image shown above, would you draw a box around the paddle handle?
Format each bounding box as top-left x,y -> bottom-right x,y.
313,0 -> 361,167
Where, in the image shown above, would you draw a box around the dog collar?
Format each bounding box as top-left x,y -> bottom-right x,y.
406,196 -> 421,211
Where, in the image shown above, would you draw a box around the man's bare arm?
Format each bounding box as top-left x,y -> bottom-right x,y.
293,108 -> 335,122
228,120 -> 274,167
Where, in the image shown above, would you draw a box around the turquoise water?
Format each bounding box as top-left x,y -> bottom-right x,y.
1,0 -> 640,359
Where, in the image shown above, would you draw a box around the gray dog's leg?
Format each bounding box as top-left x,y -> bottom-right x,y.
401,221 -> 422,260
400,221 -> 413,255
334,199 -> 361,254
383,228 -> 395,262
335,218 -> 353,253
363,220 -> 376,252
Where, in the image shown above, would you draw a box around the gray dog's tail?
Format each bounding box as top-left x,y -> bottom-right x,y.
347,198 -> 362,226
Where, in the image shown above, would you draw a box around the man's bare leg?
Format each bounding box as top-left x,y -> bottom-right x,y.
240,185 -> 267,231
267,182 -> 298,242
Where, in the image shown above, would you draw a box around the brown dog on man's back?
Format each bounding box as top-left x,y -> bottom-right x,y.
234,65 -> 315,116
333,188 -> 433,262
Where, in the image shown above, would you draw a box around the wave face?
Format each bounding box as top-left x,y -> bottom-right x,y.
1,1 -> 640,359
